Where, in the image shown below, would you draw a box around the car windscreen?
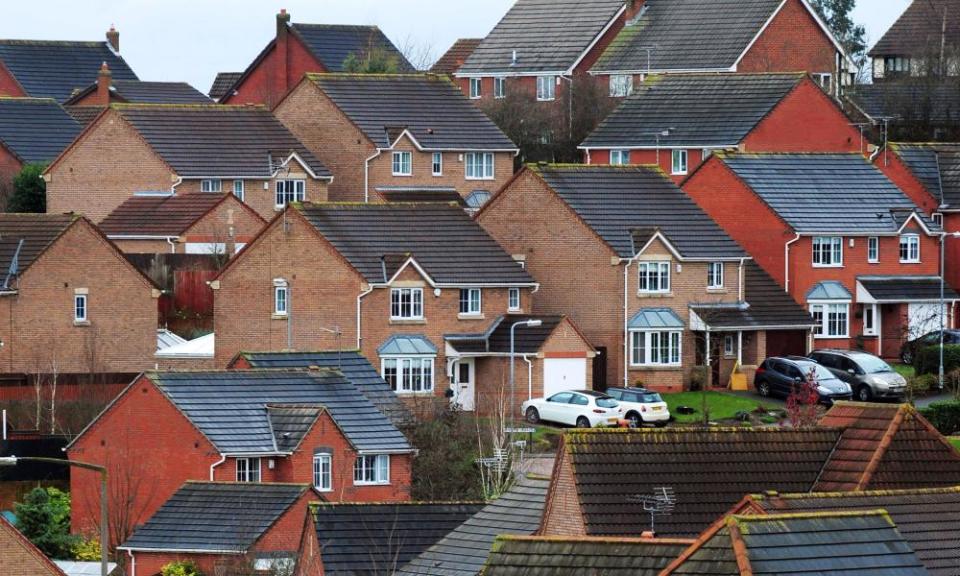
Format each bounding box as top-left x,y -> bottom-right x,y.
595,397 -> 618,408
797,362 -> 837,382
851,354 -> 892,374
641,392 -> 663,403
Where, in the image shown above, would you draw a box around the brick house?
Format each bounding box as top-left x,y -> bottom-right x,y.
99,192 -> 266,254
844,82 -> 960,142
67,369 -> 415,544
0,97 -> 80,194
580,73 -> 864,182
213,202 -> 594,413
208,72 -> 242,103
868,0 -> 958,83
683,153 -> 955,359
274,73 -> 517,205
483,536 -> 693,576
43,104 -> 332,222
476,165 -> 812,391
589,0 -> 853,98
430,39 -> 482,76
221,10 -> 413,107
117,482 -> 314,576
0,514 -> 68,576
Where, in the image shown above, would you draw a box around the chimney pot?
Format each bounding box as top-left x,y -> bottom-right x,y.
641,531 -> 656,539
106,24 -> 119,52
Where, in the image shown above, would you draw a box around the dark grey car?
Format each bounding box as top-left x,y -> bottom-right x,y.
754,356 -> 853,404
808,350 -> 906,402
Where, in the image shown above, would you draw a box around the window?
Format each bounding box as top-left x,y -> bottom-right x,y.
392,151 -> 412,176
629,331 -> 682,366
354,454 -> 390,485
275,179 -> 305,208
236,458 -> 261,482
812,236 -> 843,267
74,294 -> 87,323
459,288 -> 482,315
610,149 -> 630,165
466,152 -> 494,180
313,453 -> 332,492
201,179 -> 222,193
232,180 -> 244,201
707,262 -> 724,289
863,304 -> 877,336
671,150 -> 688,175
469,77 -> 482,99
609,74 -> 633,97
494,77 -> 506,99
899,234 -> 920,263
383,357 -> 434,393
508,288 -> 521,311
867,236 -> 879,263
638,261 -> 670,293
724,334 -> 735,357
432,152 -> 443,176
390,288 -> 423,319
933,213 -> 943,227
885,56 -> 910,74
274,280 -> 288,316
814,73 -> 832,91
536,75 -> 556,101
810,303 -> 849,338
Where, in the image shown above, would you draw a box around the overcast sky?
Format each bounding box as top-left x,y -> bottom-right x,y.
0,0 -> 912,93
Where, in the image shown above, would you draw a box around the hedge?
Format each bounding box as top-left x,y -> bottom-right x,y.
919,400 -> 960,436
915,344 -> 960,375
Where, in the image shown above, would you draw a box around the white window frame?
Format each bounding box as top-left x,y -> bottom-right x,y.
392,151 -> 412,176
382,356 -> 435,394
465,152 -> 495,180
629,330 -> 682,366
432,152 -> 443,176
353,454 -> 390,486
609,74 -> 633,97
638,261 -> 671,294
469,77 -> 482,99
274,280 -> 288,316
810,302 -> 850,339
867,236 -> 879,263
459,288 -> 482,315
232,179 -> 244,201
536,76 -> 556,101
74,294 -> 87,323
707,262 -> 724,290
508,287 -> 521,311
863,303 -> 878,336
201,179 -> 222,193
610,149 -> 630,166
899,233 -> 920,263
236,457 -> 261,482
493,77 -> 506,99
724,334 -> 735,357
390,288 -> 424,320
671,149 -> 688,175
812,236 -> 843,267
274,179 -> 305,208
313,453 -> 332,492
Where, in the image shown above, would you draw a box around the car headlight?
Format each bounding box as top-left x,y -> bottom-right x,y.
817,386 -> 831,394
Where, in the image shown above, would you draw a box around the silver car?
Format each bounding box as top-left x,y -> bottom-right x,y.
808,350 -> 906,402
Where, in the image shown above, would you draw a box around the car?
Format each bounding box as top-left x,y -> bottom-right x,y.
522,390 -> 622,428
754,356 -> 852,405
808,349 -> 906,402
900,330 -> 960,364
605,387 -> 670,427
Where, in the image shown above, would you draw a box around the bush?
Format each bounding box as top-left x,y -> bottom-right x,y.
6,162 -> 47,213
907,373 -> 939,396
161,561 -> 204,576
409,409 -> 484,501
914,344 -> 960,376
919,400 -> 960,435
14,487 -> 78,559
688,366 -> 707,391
71,537 -> 100,561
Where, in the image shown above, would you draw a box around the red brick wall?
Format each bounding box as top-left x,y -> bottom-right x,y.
226,33 -> 324,108
0,63 -> 26,97
0,518 -> 64,576
587,148 -> 709,183
181,195 -> 266,248
0,144 -> 23,206
175,177 -> 329,222
874,152 -> 941,215
738,0 -> 837,76
538,442 -> 586,536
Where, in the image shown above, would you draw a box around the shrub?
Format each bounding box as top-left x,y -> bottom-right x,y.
915,344 -> 960,376
907,373 -> 939,396
14,487 -> 78,559
919,400 -> 960,436
688,366 -> 707,391
71,537 -> 100,561
161,561 -> 204,576
6,162 -> 47,213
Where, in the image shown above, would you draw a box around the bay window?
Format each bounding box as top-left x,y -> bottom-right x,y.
354,454 -> 390,485
390,288 -> 423,319
812,236 -> 843,267
466,152 -> 494,180
630,330 -> 682,366
810,302 -> 849,338
638,261 -> 671,293
382,357 -> 434,393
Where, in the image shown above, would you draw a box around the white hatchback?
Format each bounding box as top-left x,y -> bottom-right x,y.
605,387 -> 670,427
522,390 -> 622,428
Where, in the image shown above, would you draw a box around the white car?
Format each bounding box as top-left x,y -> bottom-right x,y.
522,390 -> 622,428
605,387 -> 670,427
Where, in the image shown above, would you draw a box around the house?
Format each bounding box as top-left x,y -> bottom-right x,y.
0,26 -> 137,102
589,0 -> 853,98
580,73 -> 864,181
476,165 -> 812,391
295,501 -> 484,576
274,73 -> 517,205
67,369 -> 415,544
208,72 -> 242,103
0,514 -> 68,576
538,402 -> 960,538
868,0 -> 958,82
117,482 -> 314,576
98,192 -> 266,254
0,97 -> 81,191
214,202 -> 594,413
683,152 -> 954,358
430,39 -> 482,76
43,104 -> 332,222
844,82 -> 960,142
221,10 -> 413,107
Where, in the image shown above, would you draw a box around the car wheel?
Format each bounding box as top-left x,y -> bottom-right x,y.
625,412 -> 641,428
757,380 -> 771,397
525,407 -> 540,425
857,385 -> 873,402
575,416 -> 591,429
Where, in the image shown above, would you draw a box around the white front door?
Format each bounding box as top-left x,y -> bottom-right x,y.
452,358 -> 475,411
908,303 -> 945,339
543,358 -> 587,398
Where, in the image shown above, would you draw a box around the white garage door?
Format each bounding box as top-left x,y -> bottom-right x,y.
908,303 -> 945,339
543,358 -> 587,398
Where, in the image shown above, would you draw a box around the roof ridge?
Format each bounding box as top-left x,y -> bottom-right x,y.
307,72 -> 447,80
0,39 -> 108,47
752,484 -> 960,500
310,500 -> 485,508
495,534 -> 696,545
726,517 -> 754,576
733,509 -> 893,523
0,96 -> 60,103
112,103 -> 266,111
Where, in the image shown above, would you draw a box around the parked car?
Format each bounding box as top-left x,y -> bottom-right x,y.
900,330 -> 960,364
754,356 -> 852,404
522,390 -> 622,428
605,387 -> 670,427
808,349 -> 906,402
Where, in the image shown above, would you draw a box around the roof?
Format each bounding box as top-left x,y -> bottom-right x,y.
894,143 -> 960,208
846,81 -> 960,125
64,80 -> 211,106
376,187 -> 466,205
869,0 -> 959,57
0,213 -> 77,284
592,0 -> 785,73
446,315 -> 570,355
430,39 -> 482,75
311,502 -> 485,576
294,203 -> 534,285
53,561 -> 118,576
0,39 -> 137,102
662,511 -> 927,575
304,74 -> 516,151
716,153 -> 934,234
528,165 -> 746,259
0,514 -> 68,576
458,0 -> 625,75
691,262 -> 813,330
0,98 -> 81,163
290,23 -> 414,73
119,482 -> 308,553
378,334 -> 438,356
147,369 -> 413,454
153,332 -> 214,359
235,351 -> 414,428
807,280 -> 852,300
629,308 -> 684,330
859,276 -> 959,303
99,193 -> 249,237
110,104 -> 331,179
396,475 -> 550,576
63,105 -> 103,127
581,74 -> 805,148
483,536 -> 694,576
208,72 -> 242,100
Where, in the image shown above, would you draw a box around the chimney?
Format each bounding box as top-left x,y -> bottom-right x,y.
640,531 -> 656,539
274,9 -> 291,102
276,9 -> 291,40
624,0 -> 647,22
106,24 -> 119,52
96,62 -> 112,106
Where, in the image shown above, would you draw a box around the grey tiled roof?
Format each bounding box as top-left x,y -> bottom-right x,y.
592,0 -> 784,73
858,276 -> 959,302
446,315 -> 567,354
530,165 -> 747,259
395,476 -> 550,576
149,370 -> 413,454
459,0 -> 624,75
0,98 -> 81,163
0,214 -> 77,284
113,104 -> 331,179
718,153 -> 933,234
0,40 -> 137,102
807,281 -> 853,300
208,72 -> 242,100
895,143 -> 960,208
64,80 -> 212,105
63,105 -> 103,127
846,81 -> 960,125
295,203 -> 534,285
691,262 -> 814,330
291,24 -> 414,73
484,536 -> 693,576
119,482 -> 308,553
869,0 -> 958,57
306,74 -> 516,151
581,74 -> 804,148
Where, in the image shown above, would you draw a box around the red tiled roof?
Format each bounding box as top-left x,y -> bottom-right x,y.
430,39 -> 481,75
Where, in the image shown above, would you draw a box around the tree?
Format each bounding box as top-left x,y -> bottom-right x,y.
810,0 -> 867,80
14,487 -> 79,559
6,162 -> 47,213
342,44 -> 402,74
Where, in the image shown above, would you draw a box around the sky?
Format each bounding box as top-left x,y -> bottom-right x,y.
0,0 -> 913,93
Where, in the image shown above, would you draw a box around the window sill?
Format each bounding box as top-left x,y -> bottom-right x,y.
706,287 -> 727,294
672,172 -> 688,177
637,292 -> 674,298
432,173 -> 443,177
314,487 -> 333,493
389,318 -> 427,325
465,177 -> 495,181
899,261 -> 921,265
392,173 -> 413,178
629,365 -> 682,371
508,307 -> 522,313
813,335 -> 850,340
868,260 -> 879,264
354,481 -> 391,487
395,390 -> 435,397
458,313 -> 485,320
73,320 -> 90,327
812,264 -> 844,269
272,314 -> 289,320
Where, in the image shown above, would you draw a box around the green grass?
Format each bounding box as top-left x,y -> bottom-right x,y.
661,391 -> 775,424
950,438 -> 960,452
893,364 -> 915,378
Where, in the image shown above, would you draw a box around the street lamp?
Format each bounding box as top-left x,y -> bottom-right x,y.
939,231 -> 960,389
0,456 -> 108,576
510,319 -> 542,423
644,128 -> 673,165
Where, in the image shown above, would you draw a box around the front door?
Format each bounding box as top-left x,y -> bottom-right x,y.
452,358 -> 475,411
592,347 -> 608,392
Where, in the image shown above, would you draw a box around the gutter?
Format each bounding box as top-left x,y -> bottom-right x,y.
364,149 -> 382,203
622,258 -> 632,386
357,285 -> 375,349
118,547 -> 245,555
209,454 -> 226,481
784,233 -> 801,292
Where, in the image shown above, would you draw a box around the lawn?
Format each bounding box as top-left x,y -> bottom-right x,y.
661,391 -> 776,424
892,364 -> 915,378
950,438 -> 960,452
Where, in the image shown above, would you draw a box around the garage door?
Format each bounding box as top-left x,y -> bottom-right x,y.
543,358 -> 586,397
908,303 -> 944,339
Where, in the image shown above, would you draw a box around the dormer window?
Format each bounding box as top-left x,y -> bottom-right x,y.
275,180 -> 305,208
390,288 -> 423,319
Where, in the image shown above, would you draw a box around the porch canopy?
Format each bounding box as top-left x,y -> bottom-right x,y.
445,315 -> 564,355
857,276 -> 960,303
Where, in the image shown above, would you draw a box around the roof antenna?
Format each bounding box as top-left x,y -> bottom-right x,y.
2,239 -> 24,291
630,486 -> 676,536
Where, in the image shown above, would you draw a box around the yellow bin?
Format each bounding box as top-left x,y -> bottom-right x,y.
729,362 -> 748,391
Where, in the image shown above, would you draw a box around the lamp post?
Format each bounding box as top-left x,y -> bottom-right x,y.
510,319 -> 542,424
0,456 -> 108,576
317,325 -> 343,368
939,231 -> 960,389
644,128 -> 673,166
